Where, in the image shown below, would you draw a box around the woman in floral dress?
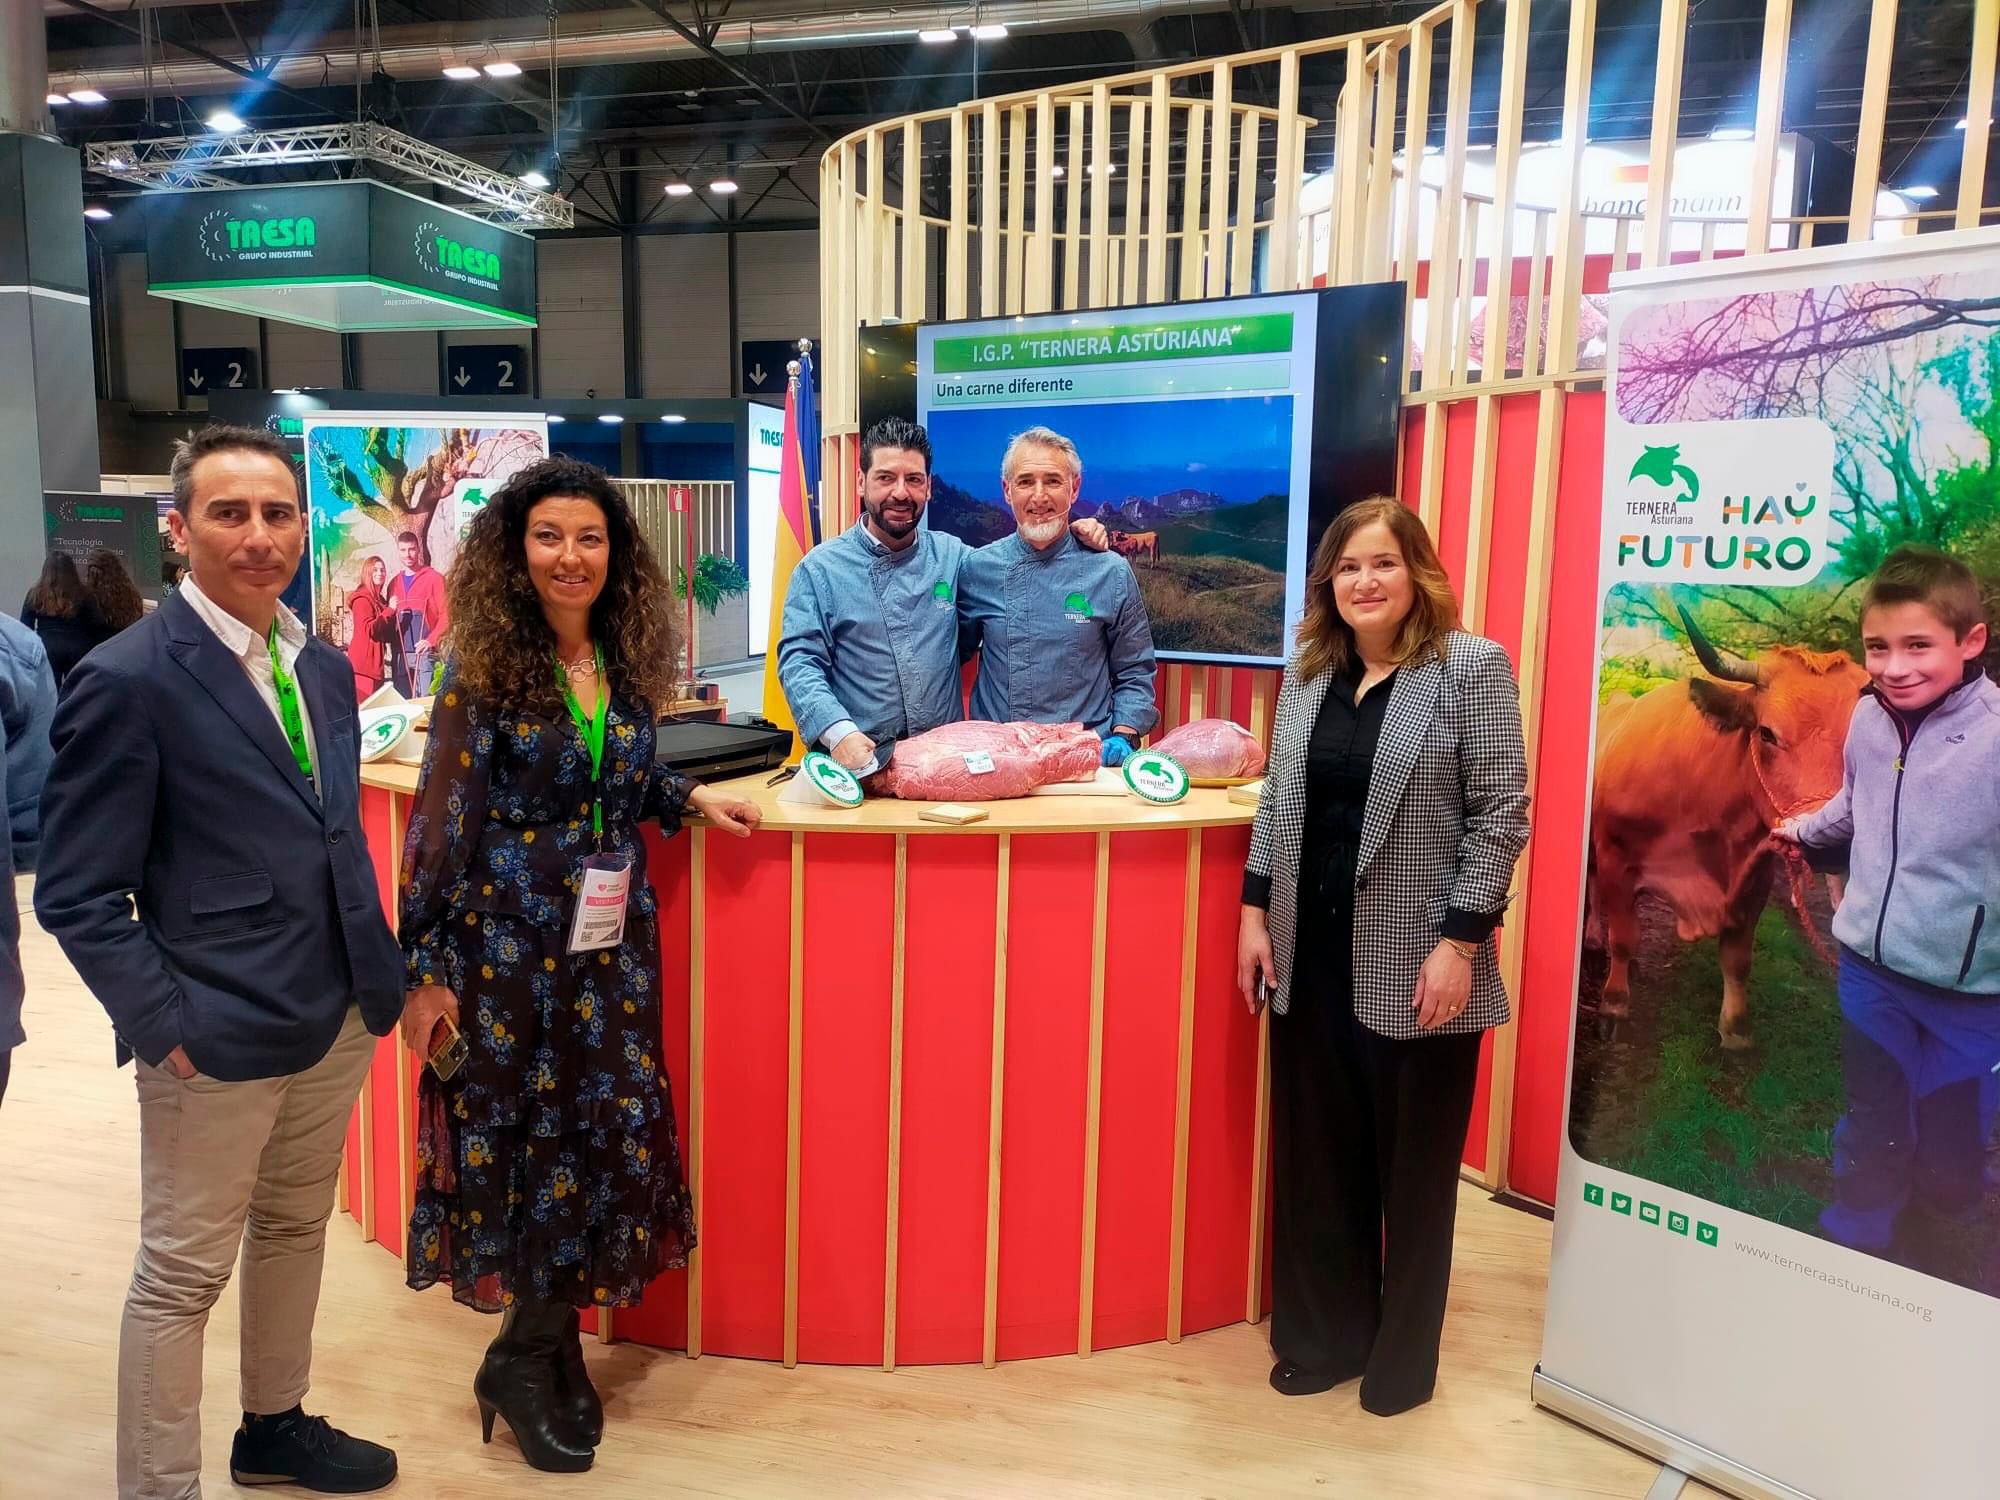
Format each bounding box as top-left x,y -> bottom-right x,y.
398,456 -> 758,1472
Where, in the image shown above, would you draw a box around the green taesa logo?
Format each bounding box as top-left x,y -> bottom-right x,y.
203,207 -> 315,262
1064,590 -> 1094,622
932,580 -> 954,608
1629,443 -> 1700,504
225,215 -> 314,251
436,233 -> 501,282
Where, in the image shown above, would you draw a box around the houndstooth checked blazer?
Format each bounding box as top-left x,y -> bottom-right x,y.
1246,629 -> 1531,1038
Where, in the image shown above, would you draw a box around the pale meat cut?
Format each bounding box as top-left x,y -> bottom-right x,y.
1150,718 -> 1267,778
874,721 -> 1103,801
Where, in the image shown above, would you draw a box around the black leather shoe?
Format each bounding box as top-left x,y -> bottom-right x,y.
555,1305 -> 605,1447
229,1411 -> 397,1493
475,1303 -> 596,1472
1269,1358 -> 1340,1397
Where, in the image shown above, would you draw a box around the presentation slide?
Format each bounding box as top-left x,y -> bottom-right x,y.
917,293 -> 1322,667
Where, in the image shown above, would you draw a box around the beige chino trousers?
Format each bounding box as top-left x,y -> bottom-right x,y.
117,1005 -> 376,1500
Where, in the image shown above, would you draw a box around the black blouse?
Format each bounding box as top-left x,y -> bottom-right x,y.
1242,660 -> 1501,944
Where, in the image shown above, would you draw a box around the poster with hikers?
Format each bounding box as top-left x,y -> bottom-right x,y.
303,415 -> 548,703
1564,234 -> 2000,1302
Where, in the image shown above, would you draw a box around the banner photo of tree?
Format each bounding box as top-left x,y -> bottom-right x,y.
1572,238 -> 2000,1299
305,415 -> 548,703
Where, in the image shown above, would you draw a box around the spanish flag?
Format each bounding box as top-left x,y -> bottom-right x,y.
761,344 -> 820,753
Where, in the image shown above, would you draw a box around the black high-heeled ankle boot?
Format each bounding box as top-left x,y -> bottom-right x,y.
474,1302 -> 596,1472
554,1306 -> 605,1448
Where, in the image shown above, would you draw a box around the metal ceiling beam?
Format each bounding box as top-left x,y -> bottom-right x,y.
51,0 -> 345,119
622,0 -> 834,141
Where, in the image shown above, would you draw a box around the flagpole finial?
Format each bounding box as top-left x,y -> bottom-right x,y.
786,359 -> 801,379
796,337 -> 813,355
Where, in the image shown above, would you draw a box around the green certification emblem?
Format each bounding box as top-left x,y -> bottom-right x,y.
1122,749 -> 1190,804
358,707 -> 413,763
801,750 -> 865,807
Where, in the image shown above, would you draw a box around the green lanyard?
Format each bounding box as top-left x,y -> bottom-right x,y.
557,644 -> 608,838
266,622 -> 315,784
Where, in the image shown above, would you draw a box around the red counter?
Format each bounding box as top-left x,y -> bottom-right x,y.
344,764 -> 1268,1367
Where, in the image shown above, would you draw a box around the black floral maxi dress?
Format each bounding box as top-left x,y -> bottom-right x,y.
401,662 -> 697,1312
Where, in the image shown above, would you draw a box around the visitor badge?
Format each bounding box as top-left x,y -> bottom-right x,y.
567,855 -> 633,953
1123,750 -> 1191,804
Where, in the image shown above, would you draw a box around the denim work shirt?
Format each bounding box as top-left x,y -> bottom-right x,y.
959,531 -> 1158,738
777,522 -> 970,754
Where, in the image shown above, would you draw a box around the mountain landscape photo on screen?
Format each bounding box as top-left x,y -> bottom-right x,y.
925,394 -> 1296,659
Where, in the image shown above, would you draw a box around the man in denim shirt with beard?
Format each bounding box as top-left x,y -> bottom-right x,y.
778,417 -> 1108,775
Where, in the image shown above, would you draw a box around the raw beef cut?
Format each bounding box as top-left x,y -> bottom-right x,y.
874,721 -> 1103,801
1150,718 -> 1267,778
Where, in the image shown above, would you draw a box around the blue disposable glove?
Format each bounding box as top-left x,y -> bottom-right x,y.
1101,734 -> 1135,768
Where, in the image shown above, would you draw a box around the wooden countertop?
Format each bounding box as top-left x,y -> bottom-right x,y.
359,760 -> 1258,835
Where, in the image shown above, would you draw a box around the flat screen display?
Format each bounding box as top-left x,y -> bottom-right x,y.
914,288 -> 1399,667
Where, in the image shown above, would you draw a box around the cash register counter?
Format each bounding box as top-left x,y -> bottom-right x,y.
345,762 -> 1267,1368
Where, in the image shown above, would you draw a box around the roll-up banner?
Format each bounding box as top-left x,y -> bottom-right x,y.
303,413 -> 549,703
1537,227 -> 2000,1500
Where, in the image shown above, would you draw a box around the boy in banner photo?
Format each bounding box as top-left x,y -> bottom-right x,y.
306,421 -> 547,699
1571,256 -> 2000,1299
1774,547 -> 2000,1258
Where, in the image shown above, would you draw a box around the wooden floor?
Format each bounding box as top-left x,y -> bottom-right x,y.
0,880 -> 1714,1499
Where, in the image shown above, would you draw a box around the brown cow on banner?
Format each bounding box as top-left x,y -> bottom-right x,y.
1588,606 -> 1865,1049
1109,530 -> 1160,564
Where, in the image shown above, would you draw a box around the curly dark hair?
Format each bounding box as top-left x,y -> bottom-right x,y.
443,456 -> 680,714
85,548 -> 146,631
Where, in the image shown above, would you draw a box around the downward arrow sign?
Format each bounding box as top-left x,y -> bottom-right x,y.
187,369 -> 205,390
748,362 -> 767,386
454,368 -> 471,388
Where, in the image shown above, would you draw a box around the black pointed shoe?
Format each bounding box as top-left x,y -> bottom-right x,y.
475,1303 -> 596,1472
228,1410 -> 397,1493
555,1305 -> 606,1448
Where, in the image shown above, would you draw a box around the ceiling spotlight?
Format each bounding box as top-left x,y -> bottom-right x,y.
661,413 -> 687,423
104,154 -> 131,171
1093,161 -> 1118,175
918,28 -> 958,43
69,88 -> 108,105
48,93 -> 71,107
709,178 -> 740,194
664,181 -> 694,197
482,60 -> 523,78
971,23 -> 1008,40
443,64 -> 481,80
597,413 -> 625,424
1709,126 -> 1753,141
518,169 -> 551,188
83,205 -> 113,221
545,414 -> 565,423
1051,163 -> 1066,178
1901,184 -> 1941,200
206,110 -> 246,133
1956,117 -> 1970,130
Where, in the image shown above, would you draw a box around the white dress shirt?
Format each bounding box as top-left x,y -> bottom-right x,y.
178,574 -> 322,790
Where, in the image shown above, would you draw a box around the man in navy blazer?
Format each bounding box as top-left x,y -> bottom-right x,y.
37,424 -> 401,1499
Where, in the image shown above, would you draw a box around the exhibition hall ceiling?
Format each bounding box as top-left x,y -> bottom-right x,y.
41,0 -> 1998,229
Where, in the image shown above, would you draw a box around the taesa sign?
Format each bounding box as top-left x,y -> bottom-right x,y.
203,207 -> 319,265
419,224 -> 503,290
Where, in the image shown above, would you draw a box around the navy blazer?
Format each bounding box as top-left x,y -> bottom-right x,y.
35,591 -> 404,1081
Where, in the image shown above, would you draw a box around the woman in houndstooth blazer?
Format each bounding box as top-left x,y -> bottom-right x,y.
1237,496 -> 1529,1416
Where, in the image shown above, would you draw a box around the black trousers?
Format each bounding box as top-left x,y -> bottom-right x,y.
1270,974 -> 1482,1414
0,1046 -> 10,1107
